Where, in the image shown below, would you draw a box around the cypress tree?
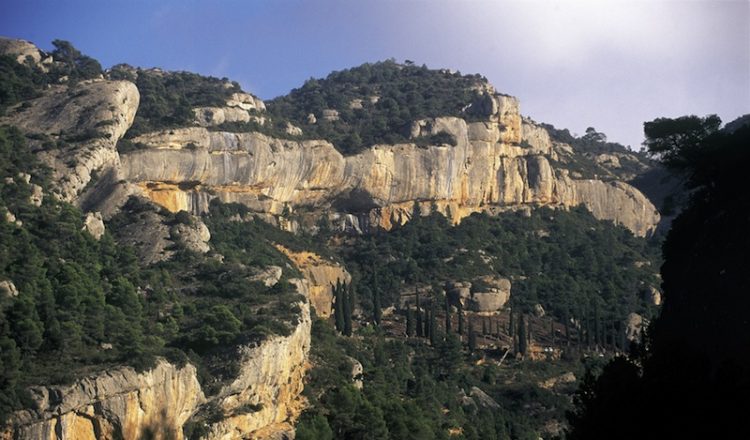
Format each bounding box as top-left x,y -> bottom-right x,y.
550,319 -> 555,345
468,317 -> 477,352
429,300 -> 437,346
457,302 -> 464,335
343,283 -> 353,336
415,288 -> 423,337
424,309 -> 431,340
334,282 -> 345,332
444,296 -> 451,333
406,307 -> 414,337
518,314 -> 528,356
509,309 -> 515,337
373,288 -> 382,326
482,318 -> 488,335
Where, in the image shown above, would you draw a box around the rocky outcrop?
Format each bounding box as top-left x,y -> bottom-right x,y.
119,94 -> 658,236
469,276 -> 511,313
0,78 -> 139,202
276,245 -> 350,318
201,301 -> 311,440
6,302 -> 312,440
10,361 -> 205,440
250,266 -> 283,287
82,211 -> 105,240
193,106 -> 252,127
0,279 -> 18,298
170,219 -> 211,254
625,313 -> 647,342
0,37 -> 48,67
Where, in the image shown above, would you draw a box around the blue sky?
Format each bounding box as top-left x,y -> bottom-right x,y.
2,0 -> 748,148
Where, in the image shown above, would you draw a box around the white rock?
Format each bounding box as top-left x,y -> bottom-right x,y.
29,184 -> 43,206
83,212 -> 105,240
0,280 -> 19,298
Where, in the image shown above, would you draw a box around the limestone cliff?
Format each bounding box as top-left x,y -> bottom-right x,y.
276,245 -> 351,318
5,301 -> 311,440
120,94 -> 659,236
200,300 -> 311,440
0,79 -> 139,203
9,361 -> 204,440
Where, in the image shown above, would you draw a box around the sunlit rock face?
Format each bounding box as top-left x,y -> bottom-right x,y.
1,79 -> 139,203
5,301 -> 312,440
276,244 -> 351,318
120,92 -> 658,236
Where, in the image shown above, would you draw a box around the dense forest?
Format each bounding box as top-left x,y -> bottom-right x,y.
338,206 -> 660,332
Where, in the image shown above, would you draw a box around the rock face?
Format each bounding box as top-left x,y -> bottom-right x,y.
276,245 -> 351,318
7,302 -> 312,440
201,301 -> 311,440
11,361 -> 205,440
0,37 -> 46,66
119,94 -> 659,237
0,79 -> 139,202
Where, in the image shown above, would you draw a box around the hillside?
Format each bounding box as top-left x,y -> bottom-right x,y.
0,38 -> 669,439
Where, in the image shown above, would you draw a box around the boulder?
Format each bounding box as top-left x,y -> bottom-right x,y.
250,265 -> 283,287
446,281 -> 472,303
170,219 -> 211,254
29,184 -> 43,207
469,386 -> 500,409
647,286 -> 662,306
533,303 -> 546,318
625,313 -> 648,342
348,356 -> 364,390
0,280 -> 18,298
468,276 -> 511,312
226,92 -> 265,112
322,109 -> 339,121
82,212 -> 105,240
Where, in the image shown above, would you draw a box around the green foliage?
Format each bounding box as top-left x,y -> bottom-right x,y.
643,114 -> 722,170
301,318 -> 574,439
542,122 -> 652,180
0,55 -> 48,115
340,207 -> 660,328
267,60 -> 487,155
48,40 -> 103,84
120,68 -> 243,137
